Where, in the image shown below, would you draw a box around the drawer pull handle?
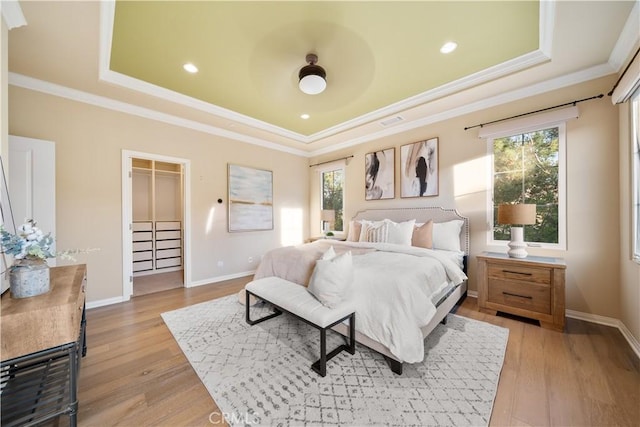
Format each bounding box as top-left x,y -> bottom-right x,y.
502,270 -> 532,276
503,291 -> 533,300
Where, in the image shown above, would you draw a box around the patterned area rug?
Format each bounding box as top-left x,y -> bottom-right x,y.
162,295 -> 508,426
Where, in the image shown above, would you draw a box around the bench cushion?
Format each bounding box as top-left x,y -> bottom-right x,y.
246,277 -> 355,328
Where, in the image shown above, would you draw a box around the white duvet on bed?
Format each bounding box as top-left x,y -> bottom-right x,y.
255,240 -> 467,363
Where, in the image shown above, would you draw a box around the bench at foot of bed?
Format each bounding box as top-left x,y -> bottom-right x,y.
245,277 -> 355,377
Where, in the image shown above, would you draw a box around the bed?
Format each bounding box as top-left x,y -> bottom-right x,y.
253,207 -> 469,374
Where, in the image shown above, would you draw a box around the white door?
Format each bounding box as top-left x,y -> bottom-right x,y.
1,136 -> 56,293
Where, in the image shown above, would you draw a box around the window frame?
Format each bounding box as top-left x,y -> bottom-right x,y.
631,89 -> 640,263
486,121 -> 567,251
318,164 -> 346,235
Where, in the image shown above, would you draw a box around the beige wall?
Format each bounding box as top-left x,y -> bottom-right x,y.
8,86 -> 309,303
618,101 -> 640,342
310,76 -> 627,324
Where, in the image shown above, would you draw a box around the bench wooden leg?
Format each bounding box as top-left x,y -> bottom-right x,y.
245,290 -> 282,325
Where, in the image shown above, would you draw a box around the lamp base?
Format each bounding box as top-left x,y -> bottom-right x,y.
507,226 -> 528,258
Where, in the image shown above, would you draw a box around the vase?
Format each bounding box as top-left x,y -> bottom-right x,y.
9,258 -> 50,298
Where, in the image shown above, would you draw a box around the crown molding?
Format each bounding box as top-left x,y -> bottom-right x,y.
8,72 -> 309,158
1,0 -> 26,30
608,0 -> 640,71
10,58 -> 614,161
309,62 -> 615,157
538,0 -> 556,57
306,50 -> 550,143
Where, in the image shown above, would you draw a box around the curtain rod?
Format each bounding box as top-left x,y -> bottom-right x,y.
464,94 -> 604,131
309,155 -> 354,168
608,46 -> 640,97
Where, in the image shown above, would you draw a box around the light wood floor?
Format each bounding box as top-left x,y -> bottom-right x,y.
133,270 -> 184,297
78,278 -> 639,426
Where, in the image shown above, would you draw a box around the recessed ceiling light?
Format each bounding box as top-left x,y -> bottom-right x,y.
440,42 -> 458,54
301,114 -> 310,120
183,63 -> 198,73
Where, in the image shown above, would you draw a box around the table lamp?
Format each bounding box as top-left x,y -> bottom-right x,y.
321,209 -> 335,233
497,204 -> 536,258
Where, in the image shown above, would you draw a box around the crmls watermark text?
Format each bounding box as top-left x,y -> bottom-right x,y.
208,411 -> 260,425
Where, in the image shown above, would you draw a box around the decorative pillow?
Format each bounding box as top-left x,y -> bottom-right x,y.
346,221 -> 362,242
360,220 -> 389,243
384,219 -> 416,246
307,251 -> 353,308
432,220 -> 463,252
321,245 -> 336,260
412,220 -> 434,249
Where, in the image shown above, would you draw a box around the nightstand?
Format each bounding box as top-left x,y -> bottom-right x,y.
477,252 -> 566,331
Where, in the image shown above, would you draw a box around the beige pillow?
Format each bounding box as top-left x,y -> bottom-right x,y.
346,221 -> 362,242
412,220 -> 434,249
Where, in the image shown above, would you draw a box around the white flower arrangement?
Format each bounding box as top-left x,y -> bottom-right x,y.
1,219 -> 95,261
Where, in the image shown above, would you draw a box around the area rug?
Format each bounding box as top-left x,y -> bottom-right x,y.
161,295 -> 509,426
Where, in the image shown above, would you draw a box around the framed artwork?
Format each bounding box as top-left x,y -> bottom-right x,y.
228,164 -> 273,232
365,147 -> 395,200
400,137 -> 439,198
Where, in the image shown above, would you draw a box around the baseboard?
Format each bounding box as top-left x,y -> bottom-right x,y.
86,271 -> 255,309
86,296 -> 126,309
187,270 -> 255,288
465,291 -> 639,359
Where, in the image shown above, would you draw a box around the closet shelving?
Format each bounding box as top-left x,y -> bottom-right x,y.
132,159 -> 183,277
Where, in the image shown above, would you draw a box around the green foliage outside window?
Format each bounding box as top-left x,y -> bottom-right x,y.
322,169 -> 344,231
493,127 -> 560,244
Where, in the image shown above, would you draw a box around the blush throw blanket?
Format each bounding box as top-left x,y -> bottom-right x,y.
253,240 -> 467,363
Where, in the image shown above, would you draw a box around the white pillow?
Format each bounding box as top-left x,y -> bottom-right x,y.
308,251 -> 353,308
360,220 -> 388,243
432,220 -> 463,252
321,246 -> 336,260
384,219 -> 416,246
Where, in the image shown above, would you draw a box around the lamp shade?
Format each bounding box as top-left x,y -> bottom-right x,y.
321,209 -> 335,222
497,204 -> 536,225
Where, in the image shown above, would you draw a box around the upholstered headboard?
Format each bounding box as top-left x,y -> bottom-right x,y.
351,207 -> 470,256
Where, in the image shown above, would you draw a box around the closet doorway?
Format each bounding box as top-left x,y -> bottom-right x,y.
122,151 -> 190,300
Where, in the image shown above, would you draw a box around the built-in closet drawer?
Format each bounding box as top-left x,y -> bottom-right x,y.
132,221 -> 153,232
133,251 -> 153,262
133,241 -> 153,252
133,260 -> 153,272
156,248 -> 181,259
156,257 -> 181,269
133,231 -> 153,242
156,221 -> 181,231
156,230 -> 181,240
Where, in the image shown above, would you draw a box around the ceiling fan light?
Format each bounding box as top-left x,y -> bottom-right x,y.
298,53 -> 327,95
299,74 -> 326,95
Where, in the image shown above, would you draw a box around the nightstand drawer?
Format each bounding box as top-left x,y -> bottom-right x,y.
488,278 -> 551,314
488,263 -> 551,285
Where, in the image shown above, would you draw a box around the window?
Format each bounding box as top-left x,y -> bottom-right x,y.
632,89 -> 640,262
320,168 -> 344,232
489,124 -> 566,248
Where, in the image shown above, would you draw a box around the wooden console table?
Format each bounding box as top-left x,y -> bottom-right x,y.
1,264 -> 87,427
